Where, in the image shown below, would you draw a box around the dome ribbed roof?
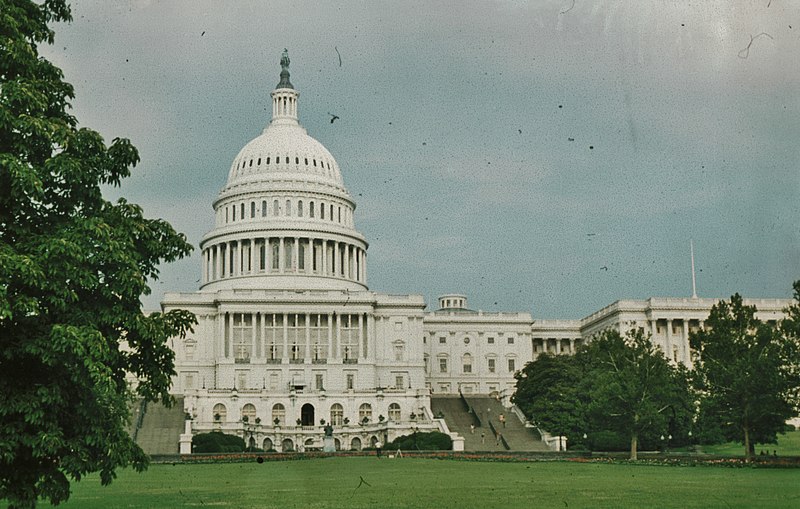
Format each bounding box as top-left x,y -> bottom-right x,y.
226,123 -> 345,189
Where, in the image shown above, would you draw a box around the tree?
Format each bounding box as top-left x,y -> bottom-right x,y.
512,353 -> 587,446
690,290 -> 800,459
0,1 -> 196,507
579,329 -> 692,460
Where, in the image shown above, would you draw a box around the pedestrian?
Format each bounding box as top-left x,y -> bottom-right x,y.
496,432 -> 502,446
481,431 -> 486,444
375,440 -> 382,458
470,424 -> 475,434
499,413 -> 506,428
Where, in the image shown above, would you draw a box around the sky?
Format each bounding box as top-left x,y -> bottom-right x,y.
40,0 -> 799,318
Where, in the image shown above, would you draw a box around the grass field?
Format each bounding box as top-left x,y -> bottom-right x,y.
695,430 -> 800,456
38,456 -> 800,509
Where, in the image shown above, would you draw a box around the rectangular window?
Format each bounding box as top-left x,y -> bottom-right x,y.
439,337 -> 446,344
463,362 -> 472,374
507,359 -> 516,372
346,374 -> 354,390
487,337 -> 495,344
507,336 -> 515,345
395,375 -> 404,388
315,373 -> 324,390
488,358 -> 496,373
233,313 -> 253,362
439,358 -> 448,373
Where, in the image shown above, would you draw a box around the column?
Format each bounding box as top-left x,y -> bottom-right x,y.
279,237 -> 285,274
251,313 -> 257,360
327,313 -> 333,360
555,338 -> 561,354
282,313 -> 288,360
366,313 -> 375,361
682,319 -> 692,367
304,313 -> 311,361
358,313 -> 365,359
569,338 -> 575,354
333,241 -> 339,276
362,251 -> 367,283
321,240 -> 327,275
249,238 -> 255,274
666,319 -> 675,360
345,245 -> 351,279
335,313 -> 342,359
228,311 -> 234,360
231,240 -> 238,276
293,237 -> 299,272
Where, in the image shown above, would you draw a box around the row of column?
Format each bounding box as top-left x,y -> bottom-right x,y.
650,318 -> 701,366
202,237 -> 366,284
220,312 -> 375,363
535,338 -> 579,355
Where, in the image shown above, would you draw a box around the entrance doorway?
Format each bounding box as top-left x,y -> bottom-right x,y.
301,403 -> 315,426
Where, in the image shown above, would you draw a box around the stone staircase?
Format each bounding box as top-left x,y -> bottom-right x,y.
134,397 -> 185,456
463,396 -> 550,452
431,396 -> 507,451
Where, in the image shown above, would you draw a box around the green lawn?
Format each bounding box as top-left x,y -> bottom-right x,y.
695,430 -> 800,456
37,457 -> 800,509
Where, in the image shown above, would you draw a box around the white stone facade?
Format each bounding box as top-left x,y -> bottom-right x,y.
164,52 -> 791,452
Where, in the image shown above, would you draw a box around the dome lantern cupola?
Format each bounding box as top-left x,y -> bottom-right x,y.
271,49 -> 299,125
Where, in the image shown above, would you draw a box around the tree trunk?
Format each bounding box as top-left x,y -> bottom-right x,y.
744,426 -> 753,460
630,433 -> 638,461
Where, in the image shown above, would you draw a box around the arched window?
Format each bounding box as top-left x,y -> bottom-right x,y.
257,157 -> 261,165
320,203 -> 325,219
261,200 -> 267,217
295,157 -> 299,164
285,200 -> 291,216
285,156 -> 289,164
249,159 -> 253,167
250,201 -> 255,218
304,158 -> 308,165
388,403 -> 401,421
359,403 -> 372,423
313,159 -> 317,167
298,200 -> 303,217
213,403 -> 227,422
240,203 -> 245,219
273,200 -> 279,216
423,354 -> 429,373
310,201 -> 315,218
266,157 -> 270,164
241,403 -> 256,422
329,204 -> 334,220
232,205 -> 236,221
272,403 -> 285,425
330,403 -> 344,426
225,208 -> 229,223
338,207 -> 341,223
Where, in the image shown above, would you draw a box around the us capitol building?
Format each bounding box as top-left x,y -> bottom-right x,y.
162,51 -> 791,453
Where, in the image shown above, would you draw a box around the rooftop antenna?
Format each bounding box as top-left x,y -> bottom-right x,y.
690,239 -> 698,299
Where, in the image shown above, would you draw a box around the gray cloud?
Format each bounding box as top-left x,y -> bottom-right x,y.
40,0 -> 800,317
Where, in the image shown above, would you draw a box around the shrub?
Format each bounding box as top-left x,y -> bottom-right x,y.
385,432 -> 452,451
192,432 -> 246,453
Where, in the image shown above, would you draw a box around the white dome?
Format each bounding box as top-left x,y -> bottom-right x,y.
225,122 -> 346,191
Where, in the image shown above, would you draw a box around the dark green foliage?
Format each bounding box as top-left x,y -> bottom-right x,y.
192,433 -> 246,453
0,1 -> 196,507
512,353 -> 585,445
690,289 -> 800,459
384,431 -> 453,451
513,329 -> 693,459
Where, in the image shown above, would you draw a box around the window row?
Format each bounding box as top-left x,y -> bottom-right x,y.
425,354 -> 517,374
223,199 -> 350,225
434,335 -> 515,345
236,154 -> 333,174
211,401 -> 403,425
